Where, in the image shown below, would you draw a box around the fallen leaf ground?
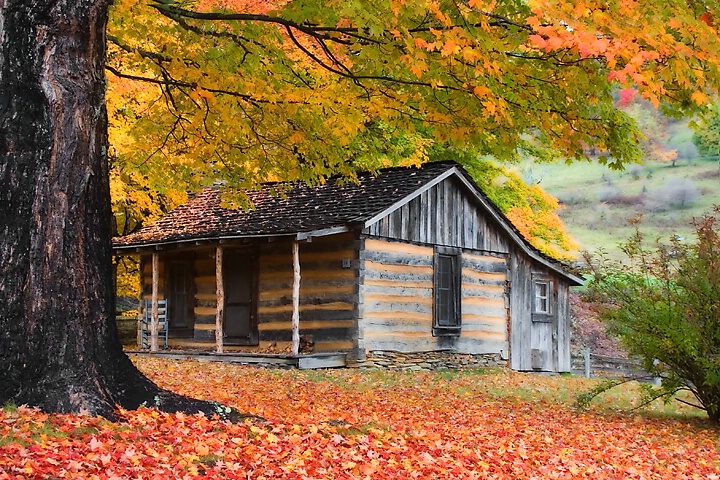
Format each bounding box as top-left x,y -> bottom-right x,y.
1,358 -> 718,479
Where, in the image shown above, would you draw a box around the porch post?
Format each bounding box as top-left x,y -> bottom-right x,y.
292,241 -> 301,356
151,252 -> 159,352
215,246 -> 225,354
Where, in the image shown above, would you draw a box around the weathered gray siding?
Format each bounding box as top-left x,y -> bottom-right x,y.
358,238 -> 509,355
508,250 -> 532,371
556,281 -> 572,372
508,247 -> 571,372
363,176 -> 510,252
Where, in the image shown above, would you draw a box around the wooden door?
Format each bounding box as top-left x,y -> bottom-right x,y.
529,279 -> 558,371
223,251 -> 258,344
167,259 -> 194,336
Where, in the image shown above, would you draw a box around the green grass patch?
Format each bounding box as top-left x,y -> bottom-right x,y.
296,367 -> 708,421
335,421 -> 393,437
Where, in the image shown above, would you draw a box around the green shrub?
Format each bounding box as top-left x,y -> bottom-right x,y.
585,207 -> 720,422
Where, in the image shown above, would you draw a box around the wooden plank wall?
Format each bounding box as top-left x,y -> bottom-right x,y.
359,238 -> 509,355
508,251 -> 532,371
556,281 -> 571,372
256,234 -> 358,353
363,176 -> 510,252
509,248 -> 571,372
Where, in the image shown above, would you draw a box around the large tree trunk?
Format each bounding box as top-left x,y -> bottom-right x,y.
0,0 -> 238,420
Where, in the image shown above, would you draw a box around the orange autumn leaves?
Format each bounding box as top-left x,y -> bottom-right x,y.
2,358 -> 719,479
527,0 -> 720,109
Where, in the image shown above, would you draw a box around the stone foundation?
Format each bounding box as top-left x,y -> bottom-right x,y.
352,350 -> 507,371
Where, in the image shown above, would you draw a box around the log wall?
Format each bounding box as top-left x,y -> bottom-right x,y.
256,234 -> 358,353
140,251 -> 221,348
458,252 -> 509,355
138,239 -> 360,352
359,237 -> 509,355
359,239 -> 435,352
140,255 -> 164,302
192,254 -> 218,342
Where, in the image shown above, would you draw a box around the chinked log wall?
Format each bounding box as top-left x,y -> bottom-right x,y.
359,237 -> 509,355
141,258 -> 165,301
142,252 -> 221,348
192,255 -> 217,342
256,234 -> 358,353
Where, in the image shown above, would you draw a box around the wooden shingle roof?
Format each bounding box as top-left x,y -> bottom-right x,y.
114,161 -> 459,248
113,161 -> 582,284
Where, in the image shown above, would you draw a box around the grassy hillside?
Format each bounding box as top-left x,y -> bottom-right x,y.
523,156 -> 720,261
515,101 -> 720,260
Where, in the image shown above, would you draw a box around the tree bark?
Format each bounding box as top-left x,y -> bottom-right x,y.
0,0 -> 240,420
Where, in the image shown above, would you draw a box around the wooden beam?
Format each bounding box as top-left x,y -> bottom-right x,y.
151,252 -> 159,352
291,241 -> 301,356
215,246 -> 224,354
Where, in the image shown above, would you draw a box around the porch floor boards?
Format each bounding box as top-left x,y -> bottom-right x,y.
126,350 -> 347,369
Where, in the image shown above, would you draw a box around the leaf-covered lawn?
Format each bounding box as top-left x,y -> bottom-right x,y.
1,358 -> 718,479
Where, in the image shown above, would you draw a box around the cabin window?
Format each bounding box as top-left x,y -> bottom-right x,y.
433,248 -> 461,335
533,278 -> 554,321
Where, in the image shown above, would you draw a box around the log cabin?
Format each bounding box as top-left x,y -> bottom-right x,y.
113,161 -> 583,372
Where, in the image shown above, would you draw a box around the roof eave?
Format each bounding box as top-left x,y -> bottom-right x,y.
442,168 -> 584,286
113,225 -> 352,255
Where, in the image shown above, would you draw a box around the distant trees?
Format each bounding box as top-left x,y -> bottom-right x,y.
616,93 -> 703,167
585,208 -> 720,423
693,103 -> 720,164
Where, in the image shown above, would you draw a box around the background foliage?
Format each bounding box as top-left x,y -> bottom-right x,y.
585,208 -> 720,422
106,0 -> 720,242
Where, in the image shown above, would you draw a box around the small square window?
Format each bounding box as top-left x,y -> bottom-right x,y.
533,280 -> 553,317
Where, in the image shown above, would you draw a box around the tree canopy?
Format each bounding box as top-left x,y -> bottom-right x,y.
105,0 -> 720,264
693,102 -> 720,162
107,0 -> 720,216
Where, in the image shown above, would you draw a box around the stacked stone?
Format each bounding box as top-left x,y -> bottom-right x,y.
356,351 -> 506,371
